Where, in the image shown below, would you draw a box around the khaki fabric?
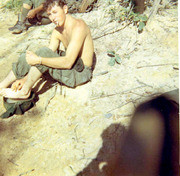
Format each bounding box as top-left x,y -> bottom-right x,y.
24,0 -> 46,8
12,47 -> 92,88
0,92 -> 36,118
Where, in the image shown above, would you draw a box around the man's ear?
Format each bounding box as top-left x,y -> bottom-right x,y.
63,5 -> 68,14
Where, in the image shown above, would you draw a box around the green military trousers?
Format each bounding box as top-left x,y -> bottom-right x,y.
12,47 -> 92,88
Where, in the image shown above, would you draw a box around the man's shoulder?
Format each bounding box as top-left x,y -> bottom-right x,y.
75,18 -> 87,28
73,18 -> 89,34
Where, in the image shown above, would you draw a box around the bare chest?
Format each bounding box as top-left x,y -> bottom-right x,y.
58,31 -> 71,49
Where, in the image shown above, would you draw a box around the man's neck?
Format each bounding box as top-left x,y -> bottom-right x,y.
62,15 -> 74,33
56,15 -> 74,34
62,14 -> 70,30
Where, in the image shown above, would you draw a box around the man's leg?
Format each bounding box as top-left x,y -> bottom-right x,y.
0,48 -> 31,90
39,17 -> 51,25
0,66 -> 42,99
9,3 -> 32,34
21,66 -> 42,95
0,71 -> 17,89
1,47 -> 59,99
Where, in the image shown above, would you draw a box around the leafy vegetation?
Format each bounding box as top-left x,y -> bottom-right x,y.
106,0 -> 148,32
3,0 -> 22,12
132,12 -> 148,31
107,51 -> 122,66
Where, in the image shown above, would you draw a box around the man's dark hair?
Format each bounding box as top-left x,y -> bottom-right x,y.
43,0 -> 67,10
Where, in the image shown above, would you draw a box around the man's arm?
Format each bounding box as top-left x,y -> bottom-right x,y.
27,4 -> 44,18
49,29 -> 61,52
26,22 -> 87,69
34,4 -> 44,14
41,23 -> 87,69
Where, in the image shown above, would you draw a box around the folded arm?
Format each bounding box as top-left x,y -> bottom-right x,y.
27,4 -> 44,18
42,25 -> 86,69
26,24 -> 87,69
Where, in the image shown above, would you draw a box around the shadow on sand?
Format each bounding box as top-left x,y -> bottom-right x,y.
77,123 -> 126,176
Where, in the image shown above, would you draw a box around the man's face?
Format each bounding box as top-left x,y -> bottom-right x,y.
47,3 -> 67,27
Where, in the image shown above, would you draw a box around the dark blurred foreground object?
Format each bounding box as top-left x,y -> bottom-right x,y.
113,89 -> 179,176
0,92 -> 36,119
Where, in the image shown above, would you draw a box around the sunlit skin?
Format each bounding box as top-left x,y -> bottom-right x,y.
47,4 -> 67,27
22,3 -> 44,19
0,2 -> 94,99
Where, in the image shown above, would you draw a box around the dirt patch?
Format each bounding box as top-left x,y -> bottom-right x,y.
0,4 -> 178,176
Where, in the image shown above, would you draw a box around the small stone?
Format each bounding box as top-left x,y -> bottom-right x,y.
104,113 -> 113,118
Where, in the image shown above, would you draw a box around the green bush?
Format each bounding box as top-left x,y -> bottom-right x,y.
106,0 -> 148,32
4,0 -> 22,12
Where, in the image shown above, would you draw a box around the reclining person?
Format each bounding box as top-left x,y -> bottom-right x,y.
0,0 -> 94,99
9,0 -> 51,34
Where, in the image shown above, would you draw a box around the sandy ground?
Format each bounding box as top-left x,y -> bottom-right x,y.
0,3 -> 178,176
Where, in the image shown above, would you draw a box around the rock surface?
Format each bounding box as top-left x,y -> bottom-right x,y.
0,1 -> 178,176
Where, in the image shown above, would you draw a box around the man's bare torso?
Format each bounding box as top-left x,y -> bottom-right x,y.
54,15 -> 94,67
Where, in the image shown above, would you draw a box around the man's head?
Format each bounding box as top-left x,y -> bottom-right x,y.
44,0 -> 67,10
44,0 -> 68,27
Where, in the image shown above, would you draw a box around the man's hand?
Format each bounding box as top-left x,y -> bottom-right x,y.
26,50 -> 41,65
11,79 -> 26,91
27,9 -> 37,18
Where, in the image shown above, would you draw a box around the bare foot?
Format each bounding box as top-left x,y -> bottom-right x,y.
0,88 -> 30,100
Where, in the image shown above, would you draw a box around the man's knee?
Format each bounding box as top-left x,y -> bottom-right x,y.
35,47 -> 59,58
17,53 -> 28,65
12,53 -> 30,79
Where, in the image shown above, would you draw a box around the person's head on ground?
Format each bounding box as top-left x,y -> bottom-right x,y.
44,0 -> 68,27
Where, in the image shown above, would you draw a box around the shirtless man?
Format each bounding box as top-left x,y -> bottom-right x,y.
9,0 -> 51,34
0,0 -> 94,99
